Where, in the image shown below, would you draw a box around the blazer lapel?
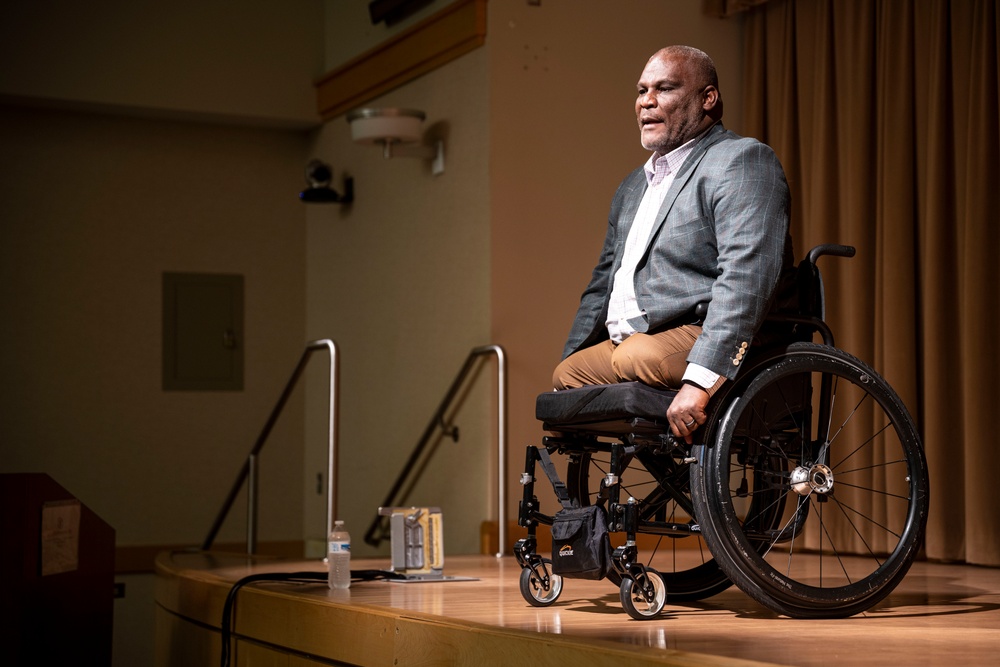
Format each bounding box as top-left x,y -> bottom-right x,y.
643,124 -> 728,253
615,170 -> 648,250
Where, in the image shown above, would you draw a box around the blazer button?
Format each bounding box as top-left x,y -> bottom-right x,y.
733,358 -> 740,366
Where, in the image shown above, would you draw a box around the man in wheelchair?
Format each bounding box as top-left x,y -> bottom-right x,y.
516,45 -> 928,622
551,45 -> 795,444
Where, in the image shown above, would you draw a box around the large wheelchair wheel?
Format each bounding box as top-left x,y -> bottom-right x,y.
691,343 -> 929,618
566,448 -> 731,601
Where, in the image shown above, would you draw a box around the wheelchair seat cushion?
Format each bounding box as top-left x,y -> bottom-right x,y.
535,382 -> 676,435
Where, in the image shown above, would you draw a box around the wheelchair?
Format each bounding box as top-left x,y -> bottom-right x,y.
513,244 -> 930,620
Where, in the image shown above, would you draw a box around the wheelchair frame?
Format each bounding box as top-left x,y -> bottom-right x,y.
513,245 -> 930,619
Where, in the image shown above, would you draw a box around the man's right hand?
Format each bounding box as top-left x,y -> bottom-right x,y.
667,382 -> 710,444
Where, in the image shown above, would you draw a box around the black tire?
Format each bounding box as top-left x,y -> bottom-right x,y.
519,558 -> 562,607
619,569 -> 667,620
691,343 -> 929,618
566,448 -> 731,601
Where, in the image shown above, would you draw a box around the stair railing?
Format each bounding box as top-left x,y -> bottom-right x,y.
363,344 -> 508,557
201,339 -> 340,555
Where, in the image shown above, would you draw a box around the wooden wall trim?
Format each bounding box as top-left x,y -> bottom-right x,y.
315,0 -> 488,121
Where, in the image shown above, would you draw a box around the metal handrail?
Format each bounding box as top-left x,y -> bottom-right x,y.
363,344 -> 508,557
201,339 -> 340,554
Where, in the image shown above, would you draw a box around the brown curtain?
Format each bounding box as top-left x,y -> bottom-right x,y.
743,0 -> 999,566
703,0 -> 772,18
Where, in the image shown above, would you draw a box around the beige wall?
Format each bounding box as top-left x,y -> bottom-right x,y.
0,106 -> 310,544
303,46 -> 493,557
0,106 -> 311,666
0,0 -> 322,549
0,0 -> 324,126
0,3 -> 322,665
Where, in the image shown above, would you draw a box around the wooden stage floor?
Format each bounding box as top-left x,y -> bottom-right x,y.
155,551 -> 1000,666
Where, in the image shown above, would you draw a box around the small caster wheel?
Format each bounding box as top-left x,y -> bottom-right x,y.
519,558 -> 563,607
620,569 -> 666,620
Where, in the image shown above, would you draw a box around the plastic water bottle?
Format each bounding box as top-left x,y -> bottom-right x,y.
327,520 -> 351,589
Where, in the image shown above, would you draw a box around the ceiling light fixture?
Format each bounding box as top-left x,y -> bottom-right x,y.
347,108 -> 445,175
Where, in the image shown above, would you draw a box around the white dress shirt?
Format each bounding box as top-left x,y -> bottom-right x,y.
605,134 -> 721,390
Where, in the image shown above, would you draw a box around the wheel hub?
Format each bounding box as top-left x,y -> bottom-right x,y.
790,463 -> 834,496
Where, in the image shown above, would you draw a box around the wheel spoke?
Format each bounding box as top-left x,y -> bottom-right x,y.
836,457 -> 908,476
834,479 -> 911,503
815,501 -> 854,586
832,420 -> 891,471
831,495 -> 902,543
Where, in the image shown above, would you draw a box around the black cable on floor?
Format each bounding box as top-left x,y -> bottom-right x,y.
219,569 -> 407,667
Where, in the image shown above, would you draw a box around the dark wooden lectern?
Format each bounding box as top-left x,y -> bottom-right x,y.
0,473 -> 115,666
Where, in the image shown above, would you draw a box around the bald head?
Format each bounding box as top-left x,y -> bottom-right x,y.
652,46 -> 719,92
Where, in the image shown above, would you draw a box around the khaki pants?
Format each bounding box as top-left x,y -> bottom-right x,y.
552,324 -> 724,396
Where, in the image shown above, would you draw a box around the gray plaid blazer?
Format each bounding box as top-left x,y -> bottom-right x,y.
562,123 -> 794,380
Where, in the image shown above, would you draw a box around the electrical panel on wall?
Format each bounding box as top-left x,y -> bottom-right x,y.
162,272 -> 244,391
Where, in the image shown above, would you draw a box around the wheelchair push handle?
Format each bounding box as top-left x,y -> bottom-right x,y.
807,244 -> 856,266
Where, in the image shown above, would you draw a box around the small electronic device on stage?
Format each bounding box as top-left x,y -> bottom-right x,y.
378,506 -> 445,579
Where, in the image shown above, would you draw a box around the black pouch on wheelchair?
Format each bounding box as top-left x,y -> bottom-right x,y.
550,505 -> 611,579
